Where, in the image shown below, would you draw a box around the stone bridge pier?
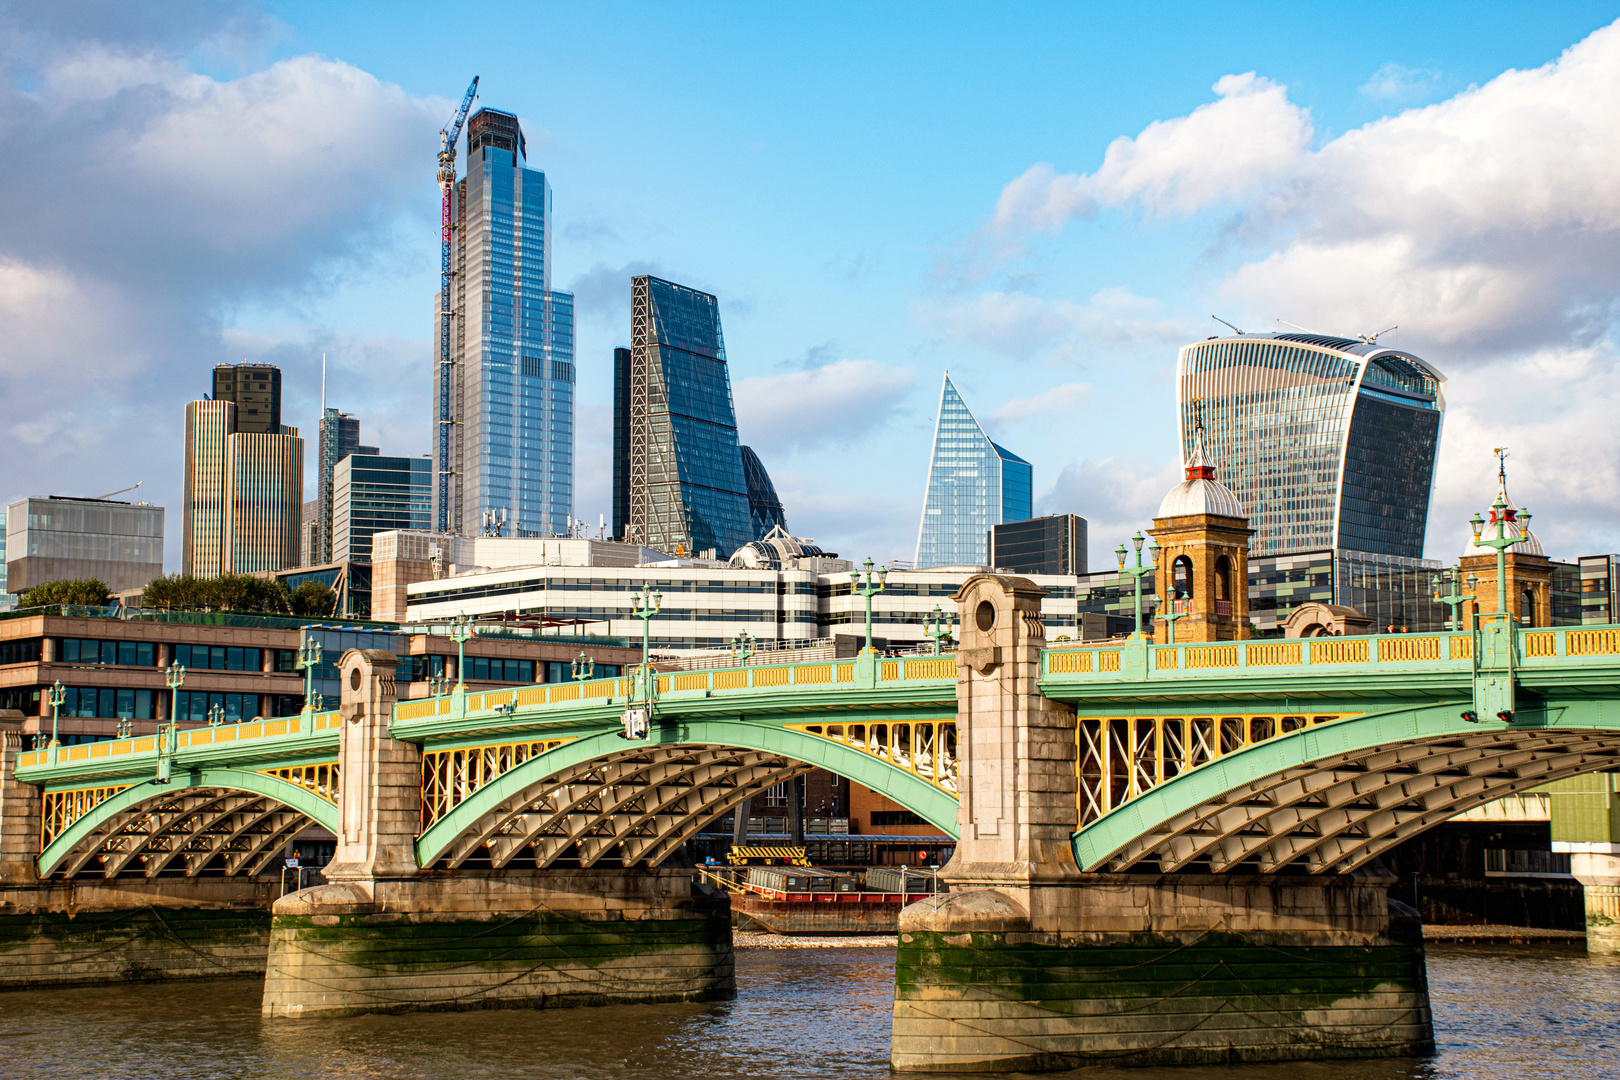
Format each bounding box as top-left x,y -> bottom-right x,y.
260,649 -> 734,1018
889,575 -> 1434,1073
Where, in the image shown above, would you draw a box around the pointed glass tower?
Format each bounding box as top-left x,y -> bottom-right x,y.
914,374 -> 1032,568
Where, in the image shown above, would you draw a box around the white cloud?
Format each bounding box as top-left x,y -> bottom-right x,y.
0,13 -> 445,565
1359,62 -> 1444,104
1040,456 -> 1183,570
989,382 -> 1090,427
929,287 -> 1198,363
733,359 -> 915,455
987,72 -> 1312,239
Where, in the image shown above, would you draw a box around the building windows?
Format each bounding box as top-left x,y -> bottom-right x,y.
462,656 -> 535,683
0,639 -> 41,665
174,691 -> 259,724
62,687 -> 155,719
173,644 -> 262,672
59,639 -> 155,667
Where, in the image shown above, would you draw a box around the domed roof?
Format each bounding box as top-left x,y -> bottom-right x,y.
728,524 -> 837,569
1157,421 -> 1245,520
1463,452 -> 1543,557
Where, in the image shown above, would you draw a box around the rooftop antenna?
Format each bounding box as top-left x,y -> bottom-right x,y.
1360,325 -> 1398,344
1211,315 -> 1244,335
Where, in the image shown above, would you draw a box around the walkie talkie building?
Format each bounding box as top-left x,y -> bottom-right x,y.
1177,333 -> 1445,560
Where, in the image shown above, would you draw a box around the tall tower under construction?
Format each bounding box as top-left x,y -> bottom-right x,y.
434,107 -> 575,537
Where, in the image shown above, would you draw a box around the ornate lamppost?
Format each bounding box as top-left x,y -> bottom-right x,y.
1114,532 -> 1157,640
208,702 -> 226,728
449,613 -> 475,690
571,651 -> 595,683
1469,501 -> 1532,623
164,660 -> 186,726
730,631 -> 756,665
46,680 -> 65,751
623,585 -> 662,739
295,634 -> 323,714
851,558 -> 888,655
923,605 -> 954,655
1432,566 -> 1468,632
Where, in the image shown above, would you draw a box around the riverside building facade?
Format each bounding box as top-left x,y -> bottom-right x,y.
434,107 -> 575,539
915,374 -> 1032,569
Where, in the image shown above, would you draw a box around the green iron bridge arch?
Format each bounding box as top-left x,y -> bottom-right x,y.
19,623 -> 1620,882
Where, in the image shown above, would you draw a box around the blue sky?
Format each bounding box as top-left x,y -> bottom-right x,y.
6,1 -> 1620,570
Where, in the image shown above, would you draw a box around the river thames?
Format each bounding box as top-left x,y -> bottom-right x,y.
1,943 -> 1614,1079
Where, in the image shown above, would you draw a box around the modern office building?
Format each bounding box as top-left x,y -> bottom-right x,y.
740,446 -> 787,538
0,512 -> 8,609
4,496 -> 165,595
615,275 -> 754,557
915,374 -> 1032,568
1177,333 -> 1445,559
318,409 -> 377,563
991,514 -> 1087,575
183,371 -> 303,578
434,107 -> 575,539
332,454 -> 432,564
211,363 -> 282,433
0,610 -> 636,745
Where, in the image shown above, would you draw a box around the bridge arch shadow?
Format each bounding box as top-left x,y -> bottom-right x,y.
415,719 -> 960,871
1073,701 -> 1620,876
37,767 -> 340,880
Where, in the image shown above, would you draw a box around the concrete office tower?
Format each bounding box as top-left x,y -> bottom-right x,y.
615,276 -> 754,557
433,107 -> 575,538
318,409 -> 378,563
914,373 -> 1032,569
212,363 -> 281,433
184,399 -> 235,577
184,376 -> 303,578
333,455 -> 432,564
1178,332 -> 1445,559
4,496 -> 165,594
740,446 -> 787,539
225,430 -> 302,574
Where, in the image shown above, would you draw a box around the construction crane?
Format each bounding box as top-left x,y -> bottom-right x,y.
93,481 -> 142,501
436,76 -> 479,534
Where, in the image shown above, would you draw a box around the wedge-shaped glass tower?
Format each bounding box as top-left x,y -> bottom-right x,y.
914,374 -> 1032,568
618,276 -> 754,557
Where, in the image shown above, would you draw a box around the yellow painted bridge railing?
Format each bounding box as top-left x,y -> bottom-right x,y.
1045,626 -> 1620,681
393,656 -> 960,724
788,720 -> 958,794
17,711 -> 343,772
1076,712 -> 1358,826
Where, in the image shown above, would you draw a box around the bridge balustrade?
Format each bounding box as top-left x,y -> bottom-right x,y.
787,720 -> 958,794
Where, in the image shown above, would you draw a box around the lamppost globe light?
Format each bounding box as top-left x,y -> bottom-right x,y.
1469,512 -> 1485,542
1132,531 -> 1144,553
1149,542 -> 1161,566
1519,508 -> 1532,530
1114,544 -> 1127,571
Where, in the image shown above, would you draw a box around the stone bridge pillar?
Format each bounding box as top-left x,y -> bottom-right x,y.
0,716 -> 40,887
891,577 -> 1432,1073
322,649 -> 419,884
942,574 -> 1080,893
262,649 -> 732,1019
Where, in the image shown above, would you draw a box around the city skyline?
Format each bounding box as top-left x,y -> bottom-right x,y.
6,5 -> 1620,574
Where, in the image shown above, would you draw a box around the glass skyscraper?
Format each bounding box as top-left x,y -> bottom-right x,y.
1177,333 -> 1445,559
333,454 -> 432,564
615,276 -> 754,557
914,374 -> 1032,569
435,107 -> 575,538
740,445 -> 787,538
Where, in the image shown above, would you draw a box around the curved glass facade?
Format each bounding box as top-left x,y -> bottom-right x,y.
914,375 -> 1032,568
740,445 -> 787,538
1177,334 -> 1444,559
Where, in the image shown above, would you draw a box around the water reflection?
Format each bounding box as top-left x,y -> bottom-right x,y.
0,944 -> 1612,1079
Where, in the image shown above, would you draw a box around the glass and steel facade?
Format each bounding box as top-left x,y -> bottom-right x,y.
5,497 -> 165,595
915,374 -> 1032,568
435,108 -> 575,539
740,445 -> 787,538
318,409 -> 376,563
620,276 -> 754,557
1178,333 -> 1444,559
991,514 -> 1087,575
333,455 -> 432,565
